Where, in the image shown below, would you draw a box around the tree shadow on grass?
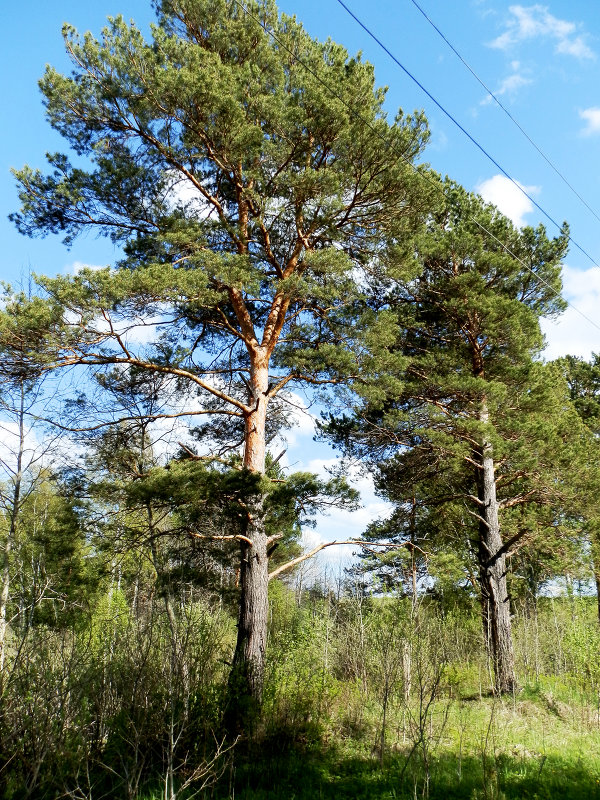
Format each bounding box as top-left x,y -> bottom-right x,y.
219,743 -> 600,800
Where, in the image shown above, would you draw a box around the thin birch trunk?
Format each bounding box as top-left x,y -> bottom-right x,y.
0,384 -> 26,673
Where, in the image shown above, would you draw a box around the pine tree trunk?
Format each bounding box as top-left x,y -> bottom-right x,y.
228,355 -> 270,721
0,534 -> 12,674
476,404 -> 517,695
231,503 -> 269,703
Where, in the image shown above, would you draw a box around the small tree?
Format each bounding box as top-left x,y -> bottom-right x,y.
0,340 -> 82,674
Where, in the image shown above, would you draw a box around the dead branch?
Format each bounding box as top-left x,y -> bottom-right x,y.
268,539 -> 423,581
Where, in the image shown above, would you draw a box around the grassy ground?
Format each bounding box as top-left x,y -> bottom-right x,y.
214,683 -> 600,800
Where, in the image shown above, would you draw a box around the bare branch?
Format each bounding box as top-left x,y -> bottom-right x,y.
268,539 -> 419,581
188,531 -> 253,546
41,355 -> 251,413
33,407 -> 242,435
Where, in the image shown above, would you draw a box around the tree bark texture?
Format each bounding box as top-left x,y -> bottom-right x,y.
476,404 -> 517,694
229,354 -> 270,715
0,531 -> 13,675
231,501 -> 269,705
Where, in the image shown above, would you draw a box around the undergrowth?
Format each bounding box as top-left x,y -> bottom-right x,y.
213,687 -> 600,800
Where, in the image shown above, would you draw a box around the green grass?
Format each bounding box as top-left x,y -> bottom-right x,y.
206,684 -> 600,800
214,749 -> 600,800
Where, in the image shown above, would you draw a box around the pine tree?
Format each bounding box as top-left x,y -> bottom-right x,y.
7,0 -> 431,708
327,180 -> 576,693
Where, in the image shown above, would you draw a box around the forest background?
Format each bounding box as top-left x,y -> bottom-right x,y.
2,1 -> 600,799
3,0 -> 600,559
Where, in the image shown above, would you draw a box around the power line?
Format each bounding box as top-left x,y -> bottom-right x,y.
230,0 -> 600,339
408,0 -> 600,228
333,0 -> 599,270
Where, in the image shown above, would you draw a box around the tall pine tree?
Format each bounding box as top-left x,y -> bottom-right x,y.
7,0 -> 432,708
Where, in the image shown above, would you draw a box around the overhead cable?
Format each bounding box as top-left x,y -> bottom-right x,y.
334,0 -> 598,270
408,0 -> 600,228
231,0 -> 600,338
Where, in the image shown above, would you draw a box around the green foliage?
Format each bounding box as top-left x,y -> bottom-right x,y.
325,179 -> 582,625
559,353 -> 600,433
1,594 -> 234,800
1,570 -> 600,799
2,0 -> 600,795
215,596 -> 600,800
561,603 -> 600,689
6,0 -> 432,401
2,3 -> 434,708
263,582 -> 338,741
555,354 -> 600,606
0,472 -> 100,631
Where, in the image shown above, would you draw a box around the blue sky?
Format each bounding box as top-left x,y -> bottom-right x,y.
2,1 -> 599,351
1,0 -> 599,564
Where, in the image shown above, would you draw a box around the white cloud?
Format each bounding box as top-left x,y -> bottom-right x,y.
476,174 -> 539,227
163,170 -> 214,220
541,265 -> 600,360
293,264 -> 600,575
274,392 -> 317,451
557,35 -> 594,60
579,107 -> 600,136
429,128 -> 449,152
303,455 -> 391,542
64,261 -> 107,274
306,457 -> 376,496
0,413 -> 74,478
490,5 -> 594,60
0,419 -> 41,475
496,72 -> 531,95
313,499 -> 391,538
267,448 -> 393,580
299,493 -> 392,579
62,264 -> 178,347
481,65 -> 532,105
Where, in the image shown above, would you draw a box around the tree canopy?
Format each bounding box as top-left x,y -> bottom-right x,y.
6,0 -> 436,709
324,181 -> 579,692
